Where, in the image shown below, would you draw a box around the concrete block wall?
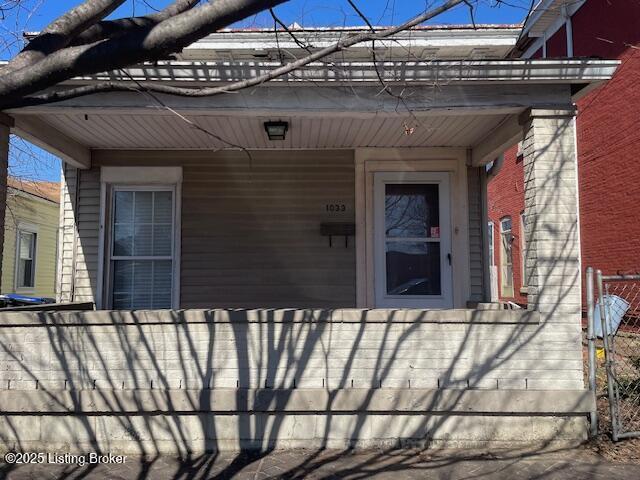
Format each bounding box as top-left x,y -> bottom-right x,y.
0,309 -> 590,453
0,309 -> 583,392
0,413 -> 587,454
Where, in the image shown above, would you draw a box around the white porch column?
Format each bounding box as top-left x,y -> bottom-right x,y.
0,114 -> 12,285
520,107 -> 581,322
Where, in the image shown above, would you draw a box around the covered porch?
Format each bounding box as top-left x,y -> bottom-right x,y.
1,59 -> 617,311
0,54 -> 618,451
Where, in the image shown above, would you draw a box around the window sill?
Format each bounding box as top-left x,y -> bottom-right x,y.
520,287 -> 528,295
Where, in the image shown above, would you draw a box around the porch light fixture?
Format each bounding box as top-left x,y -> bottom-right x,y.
264,121 -> 288,141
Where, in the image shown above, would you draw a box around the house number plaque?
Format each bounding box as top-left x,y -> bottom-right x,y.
325,204 -> 347,212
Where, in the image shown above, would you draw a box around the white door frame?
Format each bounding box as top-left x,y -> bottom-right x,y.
373,171 -> 454,309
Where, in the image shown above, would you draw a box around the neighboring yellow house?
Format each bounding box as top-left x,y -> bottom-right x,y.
0,177 -> 60,298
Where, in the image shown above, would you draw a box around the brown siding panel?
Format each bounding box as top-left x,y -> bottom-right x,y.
92,150 -> 356,309
180,150 -> 356,308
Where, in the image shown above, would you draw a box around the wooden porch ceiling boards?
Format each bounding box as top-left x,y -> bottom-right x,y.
28,112 -> 509,151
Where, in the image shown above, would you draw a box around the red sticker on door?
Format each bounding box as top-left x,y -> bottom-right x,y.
430,227 -> 440,238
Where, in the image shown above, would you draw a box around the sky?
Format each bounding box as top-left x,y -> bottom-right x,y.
1,0 -> 533,182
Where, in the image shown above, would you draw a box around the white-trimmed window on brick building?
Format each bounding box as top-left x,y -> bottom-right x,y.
108,187 -> 175,309
520,212 -> 529,291
15,227 -> 37,290
500,216 -> 514,297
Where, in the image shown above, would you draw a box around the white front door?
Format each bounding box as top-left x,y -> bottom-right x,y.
374,172 -> 453,309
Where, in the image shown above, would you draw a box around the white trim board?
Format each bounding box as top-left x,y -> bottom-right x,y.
354,148 -> 471,309
101,166 -> 182,184
373,172 -> 454,309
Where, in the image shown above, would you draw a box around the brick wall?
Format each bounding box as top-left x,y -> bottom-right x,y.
487,145 -> 527,305
489,0 -> 640,304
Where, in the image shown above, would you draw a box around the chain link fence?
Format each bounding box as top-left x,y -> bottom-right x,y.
589,269 -> 640,441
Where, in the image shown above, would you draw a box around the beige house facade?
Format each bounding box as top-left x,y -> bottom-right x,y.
0,25 -> 620,452
0,178 -> 59,299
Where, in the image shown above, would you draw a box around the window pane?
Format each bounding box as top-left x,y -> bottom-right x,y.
133,224 -> 153,256
502,232 -> 513,267
386,241 -> 441,295
134,191 -> 153,224
154,191 -> 173,223
114,191 -> 133,224
132,260 -> 153,308
19,232 -> 34,259
153,261 -> 172,309
153,225 -> 172,256
113,260 -> 172,309
113,224 -> 133,256
385,184 -> 439,238
22,260 -> 33,287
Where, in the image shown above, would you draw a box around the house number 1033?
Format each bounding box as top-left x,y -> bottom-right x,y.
325,204 -> 347,212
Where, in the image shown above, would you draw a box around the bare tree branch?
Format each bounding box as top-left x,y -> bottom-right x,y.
1,0 -> 126,74
4,0 -> 465,109
0,0 -> 288,108
70,0 -> 201,47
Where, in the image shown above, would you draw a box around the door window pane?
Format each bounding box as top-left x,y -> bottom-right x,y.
386,242 -> 441,295
385,184 -> 440,238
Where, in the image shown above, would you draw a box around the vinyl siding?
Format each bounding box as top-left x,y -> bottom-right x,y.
61,150 -> 487,308
58,164 -> 100,303
467,166 -> 485,302
91,150 -> 356,308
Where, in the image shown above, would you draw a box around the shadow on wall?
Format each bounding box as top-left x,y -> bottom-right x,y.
0,121 -> 587,478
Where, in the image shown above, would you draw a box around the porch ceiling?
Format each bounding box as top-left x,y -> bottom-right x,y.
18,112 -> 510,150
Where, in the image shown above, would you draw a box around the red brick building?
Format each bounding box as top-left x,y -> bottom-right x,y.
488,0 -> 640,305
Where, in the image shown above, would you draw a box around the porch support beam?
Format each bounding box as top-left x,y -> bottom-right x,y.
0,115 -> 11,289
470,114 -> 522,167
521,106 -> 581,324
11,115 -> 91,169
6,84 -> 573,118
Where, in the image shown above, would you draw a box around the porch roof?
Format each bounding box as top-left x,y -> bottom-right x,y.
5,58 -> 618,169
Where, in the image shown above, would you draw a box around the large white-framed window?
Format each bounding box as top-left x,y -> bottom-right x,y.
15,225 -> 37,291
107,186 -> 176,309
500,216 -> 514,297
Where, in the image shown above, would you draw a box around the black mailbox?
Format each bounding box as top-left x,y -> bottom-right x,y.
320,222 -> 355,247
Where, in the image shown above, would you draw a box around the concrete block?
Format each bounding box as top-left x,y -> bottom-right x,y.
40,415 -> 97,446
0,415 -> 41,443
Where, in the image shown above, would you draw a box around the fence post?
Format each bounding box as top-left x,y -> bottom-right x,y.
586,267 -> 598,437
597,269 -> 619,441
